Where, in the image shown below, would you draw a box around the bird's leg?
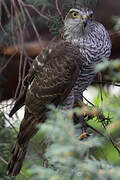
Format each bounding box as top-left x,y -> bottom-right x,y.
73,113 -> 89,140
73,99 -> 89,140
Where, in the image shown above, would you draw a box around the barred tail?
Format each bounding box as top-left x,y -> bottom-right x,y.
7,142 -> 27,176
7,110 -> 38,176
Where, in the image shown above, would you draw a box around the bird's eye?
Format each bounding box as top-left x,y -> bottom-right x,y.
72,11 -> 79,18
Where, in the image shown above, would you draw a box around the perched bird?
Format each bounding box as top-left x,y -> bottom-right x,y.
7,23 -> 84,177
62,6 -> 111,104
61,6 -> 111,131
7,6 -> 111,176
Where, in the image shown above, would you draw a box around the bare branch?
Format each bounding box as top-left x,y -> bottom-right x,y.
0,154 -> 8,165
20,0 -> 49,20
82,96 -> 95,107
14,53 -> 23,99
94,80 -> 120,87
0,153 -> 30,179
0,53 -> 17,73
87,124 -> 120,156
4,115 -> 18,134
98,72 -> 103,103
1,0 -> 11,19
55,0 -> 64,22
23,6 -> 42,44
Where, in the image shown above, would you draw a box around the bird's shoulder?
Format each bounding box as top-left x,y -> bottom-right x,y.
28,38 -> 83,82
27,39 -> 83,93
9,37 -> 84,116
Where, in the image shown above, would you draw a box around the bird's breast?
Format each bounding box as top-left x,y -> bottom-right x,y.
72,31 -> 111,64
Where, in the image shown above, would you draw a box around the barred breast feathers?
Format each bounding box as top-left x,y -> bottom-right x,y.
64,20 -> 111,65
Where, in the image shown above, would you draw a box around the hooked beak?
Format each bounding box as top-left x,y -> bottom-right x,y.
82,15 -> 88,27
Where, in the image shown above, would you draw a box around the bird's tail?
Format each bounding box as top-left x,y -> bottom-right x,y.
7,141 -> 27,176
7,110 -> 39,177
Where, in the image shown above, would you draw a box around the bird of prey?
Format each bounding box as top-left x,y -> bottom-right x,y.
61,6 -> 111,130
7,6 -> 111,176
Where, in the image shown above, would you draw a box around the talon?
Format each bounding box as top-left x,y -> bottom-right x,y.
78,132 -> 89,140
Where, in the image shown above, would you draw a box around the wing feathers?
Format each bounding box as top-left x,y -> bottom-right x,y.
8,40 -> 84,176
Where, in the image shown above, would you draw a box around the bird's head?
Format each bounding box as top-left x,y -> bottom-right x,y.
64,7 -> 93,38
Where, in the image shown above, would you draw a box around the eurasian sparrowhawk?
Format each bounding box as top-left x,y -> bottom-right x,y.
7,6 -> 111,176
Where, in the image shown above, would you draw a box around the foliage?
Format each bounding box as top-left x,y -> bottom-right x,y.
27,107 -> 120,180
63,0 -> 98,9
0,111 -> 15,179
113,17 -> 120,30
0,0 -> 98,46
26,0 -> 52,8
95,59 -> 120,82
47,14 -> 63,35
0,0 -> 120,180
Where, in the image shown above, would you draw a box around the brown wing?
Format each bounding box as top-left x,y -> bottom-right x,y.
9,40 -> 83,116
25,40 -> 83,115
16,41 -> 84,146
7,40 -> 84,177
9,56 -> 38,117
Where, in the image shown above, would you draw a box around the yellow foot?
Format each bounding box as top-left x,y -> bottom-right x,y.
78,132 -> 88,140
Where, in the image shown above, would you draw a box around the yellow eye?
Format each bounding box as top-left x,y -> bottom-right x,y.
72,11 -> 79,18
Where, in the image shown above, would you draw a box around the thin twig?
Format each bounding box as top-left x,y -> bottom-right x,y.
0,23 -> 6,33
21,56 -> 28,87
82,95 -> 95,107
0,101 -> 15,110
1,0 -> 11,19
12,0 -> 25,99
4,115 -> 18,134
11,0 -> 28,100
14,51 -> 23,100
20,1 -> 49,20
55,0 -> 61,16
0,2 -> 7,33
10,0 -> 17,47
94,80 -> 120,87
0,154 -> 8,165
0,53 -> 17,72
23,6 -> 42,45
76,99 -> 120,155
87,124 -> 120,156
98,72 -> 103,103
17,0 -> 26,23
0,154 -> 30,179
55,0 -> 64,22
